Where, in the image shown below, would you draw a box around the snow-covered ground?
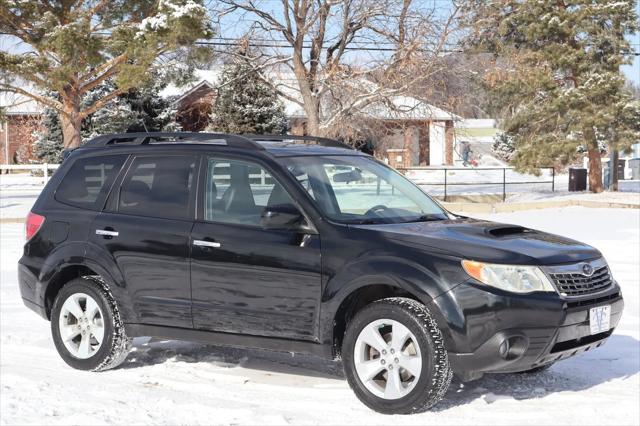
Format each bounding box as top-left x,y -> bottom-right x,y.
506,190 -> 640,205
1,207 -> 638,425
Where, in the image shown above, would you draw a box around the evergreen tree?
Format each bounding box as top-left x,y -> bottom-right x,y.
492,132 -> 516,163
209,61 -> 287,135
1,0 -> 211,148
463,0 -> 640,192
32,77 -> 181,163
32,106 -> 65,163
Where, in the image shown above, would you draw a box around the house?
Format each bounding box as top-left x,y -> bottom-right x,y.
1,69 -> 460,167
0,90 -> 41,164
162,70 -> 460,167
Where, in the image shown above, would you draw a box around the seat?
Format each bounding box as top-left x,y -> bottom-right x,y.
221,164 -> 256,215
119,180 -> 152,216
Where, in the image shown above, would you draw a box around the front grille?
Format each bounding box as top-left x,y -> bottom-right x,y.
550,265 -> 613,296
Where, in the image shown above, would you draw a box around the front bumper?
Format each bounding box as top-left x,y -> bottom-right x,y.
429,279 -> 624,381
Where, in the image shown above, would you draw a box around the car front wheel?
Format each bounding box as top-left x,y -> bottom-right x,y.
342,297 -> 452,414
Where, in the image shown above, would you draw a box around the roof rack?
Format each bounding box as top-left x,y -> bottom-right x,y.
83,132 -> 352,150
84,132 -> 264,150
244,134 -> 352,150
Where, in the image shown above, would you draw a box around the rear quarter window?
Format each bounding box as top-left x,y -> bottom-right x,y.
55,155 -> 127,210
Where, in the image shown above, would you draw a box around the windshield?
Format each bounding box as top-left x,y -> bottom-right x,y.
279,155 -> 449,224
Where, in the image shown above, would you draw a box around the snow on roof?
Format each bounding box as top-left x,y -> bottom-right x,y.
361,96 -> 458,121
160,69 -> 221,99
0,86 -> 43,115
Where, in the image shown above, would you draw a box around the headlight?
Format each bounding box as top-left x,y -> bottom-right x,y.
461,260 -> 555,294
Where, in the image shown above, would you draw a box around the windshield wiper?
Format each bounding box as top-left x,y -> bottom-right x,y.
353,218 -> 386,225
403,214 -> 447,223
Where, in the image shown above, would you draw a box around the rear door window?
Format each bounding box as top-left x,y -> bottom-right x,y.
55,155 -> 127,210
118,155 -> 197,220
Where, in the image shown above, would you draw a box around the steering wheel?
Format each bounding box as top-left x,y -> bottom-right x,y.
364,204 -> 390,217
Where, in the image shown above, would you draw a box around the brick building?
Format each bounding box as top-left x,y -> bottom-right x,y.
0,91 -> 42,164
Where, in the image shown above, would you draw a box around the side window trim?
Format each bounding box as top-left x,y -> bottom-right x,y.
198,155 -> 316,231
104,154 -> 135,212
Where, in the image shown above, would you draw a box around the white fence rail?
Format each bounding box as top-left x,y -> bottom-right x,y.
1,164 -> 60,183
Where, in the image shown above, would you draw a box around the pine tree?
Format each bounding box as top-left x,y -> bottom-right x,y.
32,77 -> 181,163
32,106 -> 65,163
492,132 -> 516,163
1,0 -> 211,148
463,0 -> 640,192
209,61 -> 287,135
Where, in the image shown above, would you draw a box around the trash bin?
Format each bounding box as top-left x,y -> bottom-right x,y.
568,168 -> 587,191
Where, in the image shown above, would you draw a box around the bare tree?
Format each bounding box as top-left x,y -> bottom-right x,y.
213,0 -> 461,136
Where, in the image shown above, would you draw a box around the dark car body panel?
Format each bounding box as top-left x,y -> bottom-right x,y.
90,212 -> 195,328
357,219 -> 602,265
190,221 -> 322,339
18,137 -> 624,382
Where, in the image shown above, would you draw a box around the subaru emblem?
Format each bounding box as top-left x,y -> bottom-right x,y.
582,263 -> 594,276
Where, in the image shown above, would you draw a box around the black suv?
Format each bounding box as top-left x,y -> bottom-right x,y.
19,132 -> 623,414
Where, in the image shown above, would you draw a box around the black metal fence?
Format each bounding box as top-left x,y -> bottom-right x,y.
397,166 -> 556,202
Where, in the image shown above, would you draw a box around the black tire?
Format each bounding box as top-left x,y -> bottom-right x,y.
342,297 -> 452,414
50,276 -> 132,371
517,363 -> 555,374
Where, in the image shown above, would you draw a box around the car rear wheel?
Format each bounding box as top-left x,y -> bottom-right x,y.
342,297 -> 452,414
51,277 -> 131,371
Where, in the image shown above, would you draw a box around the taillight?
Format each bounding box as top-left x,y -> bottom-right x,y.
25,212 -> 45,241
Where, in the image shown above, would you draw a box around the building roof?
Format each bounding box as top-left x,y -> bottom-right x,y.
0,87 -> 43,115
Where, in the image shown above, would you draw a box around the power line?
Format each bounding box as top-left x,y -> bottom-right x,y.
196,38 -> 640,56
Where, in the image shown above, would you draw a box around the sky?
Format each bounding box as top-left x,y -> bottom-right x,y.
210,0 -> 640,85
1,0 -> 639,84
621,0 -> 640,84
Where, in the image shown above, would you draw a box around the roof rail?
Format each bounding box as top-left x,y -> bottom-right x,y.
244,134 -> 353,150
84,132 -> 264,150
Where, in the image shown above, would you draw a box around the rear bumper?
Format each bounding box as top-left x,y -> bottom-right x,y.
430,280 -> 624,381
18,262 -> 48,319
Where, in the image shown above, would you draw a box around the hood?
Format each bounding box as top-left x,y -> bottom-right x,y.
354,218 -> 601,265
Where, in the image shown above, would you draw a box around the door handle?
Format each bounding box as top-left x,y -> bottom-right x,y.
193,239 -> 221,248
96,229 -> 119,237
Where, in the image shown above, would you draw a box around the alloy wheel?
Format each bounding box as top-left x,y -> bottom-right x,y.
353,318 -> 422,400
58,292 -> 105,359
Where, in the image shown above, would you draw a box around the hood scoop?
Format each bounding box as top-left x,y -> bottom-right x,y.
486,225 -> 533,238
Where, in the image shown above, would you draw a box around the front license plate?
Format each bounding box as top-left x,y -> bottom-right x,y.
589,305 -> 611,335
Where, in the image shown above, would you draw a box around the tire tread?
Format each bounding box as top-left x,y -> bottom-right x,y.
82,276 -> 132,372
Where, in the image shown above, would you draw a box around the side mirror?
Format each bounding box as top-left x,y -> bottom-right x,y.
261,204 -> 313,232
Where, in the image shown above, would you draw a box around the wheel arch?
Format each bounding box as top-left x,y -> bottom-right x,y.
39,243 -> 134,323
329,283 -> 424,358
